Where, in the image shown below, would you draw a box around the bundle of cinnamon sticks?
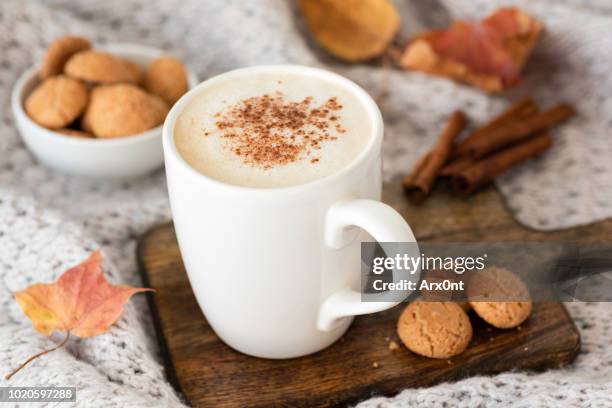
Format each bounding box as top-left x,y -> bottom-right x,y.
403,97 -> 575,204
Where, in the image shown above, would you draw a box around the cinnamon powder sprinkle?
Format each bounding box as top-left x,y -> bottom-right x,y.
212,93 -> 346,168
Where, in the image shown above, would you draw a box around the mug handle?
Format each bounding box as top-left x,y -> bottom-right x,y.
318,199 -> 418,331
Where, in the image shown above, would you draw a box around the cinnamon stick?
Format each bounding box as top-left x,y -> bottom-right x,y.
403,111 -> 466,203
440,156 -> 474,178
451,97 -> 538,159
444,97 -> 538,175
459,104 -> 574,159
450,132 -> 553,196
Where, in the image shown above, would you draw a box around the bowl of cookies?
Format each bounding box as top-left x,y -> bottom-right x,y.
12,36 -> 198,179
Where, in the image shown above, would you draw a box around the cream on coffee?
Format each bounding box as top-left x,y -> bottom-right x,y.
174,71 -> 372,188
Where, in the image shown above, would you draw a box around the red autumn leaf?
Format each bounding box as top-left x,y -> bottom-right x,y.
7,251 -> 151,379
400,7 -> 542,92
15,251 -> 150,338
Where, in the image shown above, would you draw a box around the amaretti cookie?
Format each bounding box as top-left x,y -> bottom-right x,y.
82,84 -> 168,138
467,266 -> 532,329
25,75 -> 88,129
143,57 -> 188,105
64,50 -> 141,84
25,35 -> 187,139
419,268 -> 467,302
40,36 -> 91,79
58,128 -> 93,138
397,300 -> 472,359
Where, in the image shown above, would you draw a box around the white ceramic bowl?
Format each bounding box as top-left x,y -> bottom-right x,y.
12,43 -> 198,179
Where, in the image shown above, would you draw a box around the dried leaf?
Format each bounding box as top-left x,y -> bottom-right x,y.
15,251 -> 151,338
6,251 -> 151,380
400,7 -> 542,92
300,0 -> 400,62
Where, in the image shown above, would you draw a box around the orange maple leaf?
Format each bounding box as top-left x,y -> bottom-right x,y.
400,7 -> 542,92
15,250 -> 150,338
7,251 -> 151,379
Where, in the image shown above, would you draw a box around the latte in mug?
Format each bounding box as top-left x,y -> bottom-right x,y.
164,65 -> 417,359
174,71 -> 373,188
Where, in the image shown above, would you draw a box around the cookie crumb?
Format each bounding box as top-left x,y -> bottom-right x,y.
524,346 -> 529,352
372,362 -> 379,369
388,340 -> 399,351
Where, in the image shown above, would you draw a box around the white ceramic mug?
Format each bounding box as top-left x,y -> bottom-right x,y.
163,65 -> 417,359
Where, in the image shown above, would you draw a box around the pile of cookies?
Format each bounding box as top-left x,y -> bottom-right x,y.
397,266 -> 532,359
25,35 -> 189,139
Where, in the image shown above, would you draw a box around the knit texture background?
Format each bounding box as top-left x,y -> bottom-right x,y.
0,1 -> 611,406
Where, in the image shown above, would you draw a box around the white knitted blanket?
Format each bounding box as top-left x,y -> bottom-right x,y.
1,1 -> 611,406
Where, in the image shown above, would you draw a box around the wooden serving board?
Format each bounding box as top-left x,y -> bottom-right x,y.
138,183 -> 585,407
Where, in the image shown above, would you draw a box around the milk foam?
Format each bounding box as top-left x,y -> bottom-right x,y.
174,71 -> 372,188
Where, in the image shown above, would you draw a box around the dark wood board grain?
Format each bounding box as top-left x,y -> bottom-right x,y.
138,182 -> 587,407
